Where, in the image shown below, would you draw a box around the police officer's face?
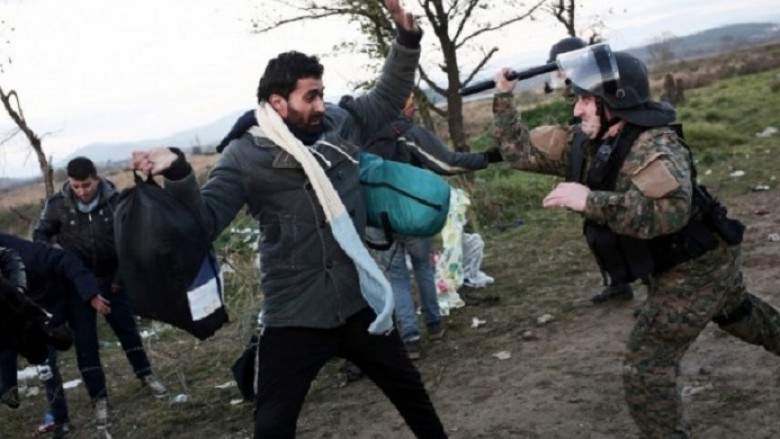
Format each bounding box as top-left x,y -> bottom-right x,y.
270,77 -> 326,134
68,176 -> 99,204
573,95 -> 600,139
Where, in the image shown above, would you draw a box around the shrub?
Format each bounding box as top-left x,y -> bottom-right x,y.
469,169 -> 558,229
703,111 -> 722,122
521,99 -> 572,127
769,78 -> 780,93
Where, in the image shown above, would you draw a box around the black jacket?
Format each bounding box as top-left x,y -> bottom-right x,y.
33,178 -> 119,279
0,245 -> 26,291
0,233 -> 100,304
0,239 -> 78,364
367,117 -> 490,175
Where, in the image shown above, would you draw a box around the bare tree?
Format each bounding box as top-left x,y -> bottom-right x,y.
546,2 -> 616,46
547,0 -> 576,37
0,19 -> 54,197
252,0 -> 545,152
0,86 -> 54,197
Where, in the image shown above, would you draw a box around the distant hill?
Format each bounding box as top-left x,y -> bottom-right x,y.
622,22 -> 780,63
55,110 -> 245,168
0,176 -> 36,192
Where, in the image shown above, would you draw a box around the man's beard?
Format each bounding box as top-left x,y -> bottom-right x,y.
290,107 -> 324,132
285,108 -> 324,145
284,110 -> 324,145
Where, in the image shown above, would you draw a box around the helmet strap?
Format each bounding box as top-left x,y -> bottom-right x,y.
595,98 -> 621,140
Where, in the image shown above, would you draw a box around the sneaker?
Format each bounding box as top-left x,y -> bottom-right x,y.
52,422 -> 71,439
36,411 -> 55,434
94,398 -> 110,427
463,272 -> 495,288
0,385 -> 19,409
591,283 -> 634,304
141,374 -> 168,398
428,324 -> 446,341
405,339 -> 421,360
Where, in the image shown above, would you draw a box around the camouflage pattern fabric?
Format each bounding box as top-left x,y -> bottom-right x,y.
492,91 -> 780,438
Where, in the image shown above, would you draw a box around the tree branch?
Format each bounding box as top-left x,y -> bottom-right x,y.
457,0 -> 546,48
0,127 -> 20,146
460,47 -> 499,87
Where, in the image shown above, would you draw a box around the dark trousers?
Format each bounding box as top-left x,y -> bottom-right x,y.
49,283 -> 152,400
253,308 -> 447,439
0,348 -> 16,395
42,347 -> 69,424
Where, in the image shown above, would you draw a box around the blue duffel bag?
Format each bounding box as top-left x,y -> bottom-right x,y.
359,152 -> 450,239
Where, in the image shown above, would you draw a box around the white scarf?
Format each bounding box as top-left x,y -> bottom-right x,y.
250,103 -> 394,335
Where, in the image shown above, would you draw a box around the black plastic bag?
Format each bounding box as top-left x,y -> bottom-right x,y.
114,173 -> 228,340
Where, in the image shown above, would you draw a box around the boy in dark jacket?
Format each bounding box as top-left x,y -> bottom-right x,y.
34,157 -> 167,432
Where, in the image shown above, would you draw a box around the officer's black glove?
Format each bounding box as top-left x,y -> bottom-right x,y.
484,147 -> 504,163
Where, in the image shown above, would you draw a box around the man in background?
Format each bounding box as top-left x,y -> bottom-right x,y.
34,157 -> 167,432
366,92 -> 503,359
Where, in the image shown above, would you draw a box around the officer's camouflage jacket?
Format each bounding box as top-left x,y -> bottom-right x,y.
491,91 -> 692,240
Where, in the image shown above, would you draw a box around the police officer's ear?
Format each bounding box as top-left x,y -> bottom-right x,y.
268,94 -> 288,117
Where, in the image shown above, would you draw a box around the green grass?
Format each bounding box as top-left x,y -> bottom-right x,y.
678,69 -> 780,144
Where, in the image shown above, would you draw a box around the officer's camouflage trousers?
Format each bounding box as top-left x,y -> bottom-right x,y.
624,242 -> 780,439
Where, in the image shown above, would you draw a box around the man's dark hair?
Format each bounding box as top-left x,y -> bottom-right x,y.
256,51 -> 324,103
66,157 -> 97,180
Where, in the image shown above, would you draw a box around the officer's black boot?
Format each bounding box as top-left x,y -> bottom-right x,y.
592,283 -> 634,304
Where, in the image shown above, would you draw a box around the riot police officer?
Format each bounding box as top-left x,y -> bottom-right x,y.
491,45 -> 780,438
545,37 -> 634,303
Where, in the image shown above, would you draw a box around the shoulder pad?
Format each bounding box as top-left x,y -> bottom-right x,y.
529,125 -> 568,160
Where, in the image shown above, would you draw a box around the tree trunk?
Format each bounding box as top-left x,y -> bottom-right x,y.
442,44 -> 469,153
0,85 -> 54,197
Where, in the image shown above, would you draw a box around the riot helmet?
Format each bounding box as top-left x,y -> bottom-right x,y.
547,37 -> 588,63
558,45 -> 675,127
545,37 -> 588,94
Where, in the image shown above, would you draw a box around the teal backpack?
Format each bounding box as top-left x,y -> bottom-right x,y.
359,151 -> 450,240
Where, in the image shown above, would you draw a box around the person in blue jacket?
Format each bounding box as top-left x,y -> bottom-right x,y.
0,233 -> 93,438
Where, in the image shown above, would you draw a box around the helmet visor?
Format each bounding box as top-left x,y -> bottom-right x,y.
556,43 -> 619,97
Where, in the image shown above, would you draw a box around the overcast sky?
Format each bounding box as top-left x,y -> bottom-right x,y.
0,0 -> 777,178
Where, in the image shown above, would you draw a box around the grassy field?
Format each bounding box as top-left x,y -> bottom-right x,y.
1,55 -> 779,438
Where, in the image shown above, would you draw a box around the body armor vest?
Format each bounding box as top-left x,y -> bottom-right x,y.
568,124 -> 744,284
